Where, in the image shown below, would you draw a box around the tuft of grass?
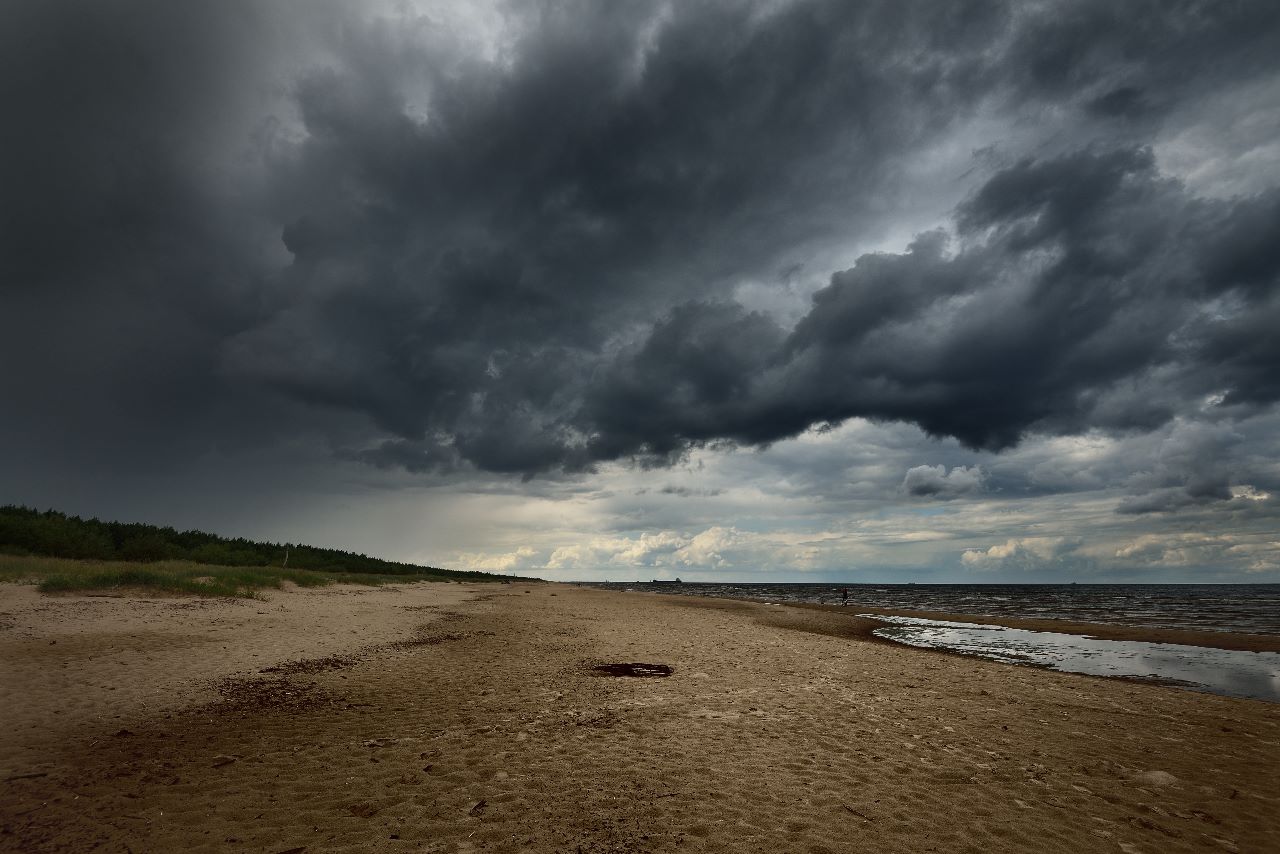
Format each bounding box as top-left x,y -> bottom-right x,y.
0,554 -> 436,599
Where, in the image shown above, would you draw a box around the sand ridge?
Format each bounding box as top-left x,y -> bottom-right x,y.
2,584 -> 1278,852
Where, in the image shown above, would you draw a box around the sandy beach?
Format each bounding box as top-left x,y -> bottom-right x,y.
2,583 -> 1278,853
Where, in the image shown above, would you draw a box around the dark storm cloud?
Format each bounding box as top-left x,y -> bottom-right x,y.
3,0 -> 1279,484
1115,422 -> 1238,514
580,148 -> 1280,459
1003,0 -> 1280,109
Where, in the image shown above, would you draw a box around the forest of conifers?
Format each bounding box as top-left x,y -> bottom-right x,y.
0,505 -> 506,580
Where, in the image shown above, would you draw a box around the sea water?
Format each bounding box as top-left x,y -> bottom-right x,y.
604,582 -> 1280,634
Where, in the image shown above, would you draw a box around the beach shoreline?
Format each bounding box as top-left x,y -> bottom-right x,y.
790,601 -> 1280,653
3,582 -> 1278,852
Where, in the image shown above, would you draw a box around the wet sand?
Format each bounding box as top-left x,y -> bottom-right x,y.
2,583 -> 1278,852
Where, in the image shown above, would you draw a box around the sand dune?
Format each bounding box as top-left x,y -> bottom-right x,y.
2,584 -> 1277,852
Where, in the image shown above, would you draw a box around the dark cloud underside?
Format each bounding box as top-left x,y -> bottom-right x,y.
2,0 -> 1278,483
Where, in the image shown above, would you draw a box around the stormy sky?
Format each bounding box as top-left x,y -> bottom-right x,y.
4,0 -> 1279,581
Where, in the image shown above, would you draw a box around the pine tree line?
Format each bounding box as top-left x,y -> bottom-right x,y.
0,505 -> 508,580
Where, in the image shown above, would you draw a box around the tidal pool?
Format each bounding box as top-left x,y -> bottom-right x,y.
865,614 -> 1280,703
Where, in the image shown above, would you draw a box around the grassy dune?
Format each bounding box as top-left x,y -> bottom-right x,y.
0,554 -> 440,599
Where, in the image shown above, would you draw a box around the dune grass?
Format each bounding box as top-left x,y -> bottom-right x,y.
0,553 -> 434,599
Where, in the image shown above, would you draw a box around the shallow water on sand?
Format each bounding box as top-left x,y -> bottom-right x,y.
868,615 -> 1280,703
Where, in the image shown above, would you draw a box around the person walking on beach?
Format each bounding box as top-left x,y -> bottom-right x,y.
841,588 -> 849,606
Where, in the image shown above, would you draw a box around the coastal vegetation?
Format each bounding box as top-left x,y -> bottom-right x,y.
0,554 -> 429,598
0,505 -> 525,596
